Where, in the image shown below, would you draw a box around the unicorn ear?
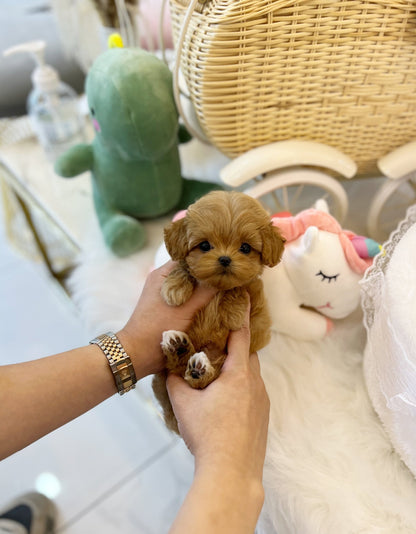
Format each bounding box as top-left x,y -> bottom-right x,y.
313,198 -> 330,213
301,226 -> 320,254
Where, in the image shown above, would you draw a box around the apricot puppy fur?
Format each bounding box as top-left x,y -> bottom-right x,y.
152,191 -> 285,433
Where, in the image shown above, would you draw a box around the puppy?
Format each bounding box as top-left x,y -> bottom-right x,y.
152,190 -> 285,433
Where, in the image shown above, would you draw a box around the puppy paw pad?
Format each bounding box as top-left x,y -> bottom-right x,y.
161,330 -> 188,351
186,352 -> 213,381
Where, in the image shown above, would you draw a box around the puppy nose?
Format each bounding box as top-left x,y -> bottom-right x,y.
218,256 -> 232,267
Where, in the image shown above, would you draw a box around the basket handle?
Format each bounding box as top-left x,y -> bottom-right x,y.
172,0 -> 211,144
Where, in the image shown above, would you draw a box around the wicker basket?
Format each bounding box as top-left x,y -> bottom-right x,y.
170,0 -> 416,175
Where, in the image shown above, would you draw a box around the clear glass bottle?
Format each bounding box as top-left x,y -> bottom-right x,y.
4,40 -> 86,162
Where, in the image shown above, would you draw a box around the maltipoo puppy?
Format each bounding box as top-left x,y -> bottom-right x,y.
152,190 -> 285,433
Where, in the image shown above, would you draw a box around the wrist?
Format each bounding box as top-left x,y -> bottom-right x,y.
196,442 -> 265,483
195,457 -> 265,507
115,328 -> 144,378
191,461 -> 265,533
170,463 -> 264,534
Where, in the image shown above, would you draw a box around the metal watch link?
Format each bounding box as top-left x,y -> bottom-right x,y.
90,332 -> 137,395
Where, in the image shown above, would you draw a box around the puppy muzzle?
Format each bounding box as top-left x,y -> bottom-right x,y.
218,256 -> 232,267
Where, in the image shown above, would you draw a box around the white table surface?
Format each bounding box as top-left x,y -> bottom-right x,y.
0,136 -> 94,252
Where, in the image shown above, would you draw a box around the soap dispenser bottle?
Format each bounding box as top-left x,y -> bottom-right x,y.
3,40 -> 86,161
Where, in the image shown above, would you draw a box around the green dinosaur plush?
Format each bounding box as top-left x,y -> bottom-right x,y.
55,47 -> 221,257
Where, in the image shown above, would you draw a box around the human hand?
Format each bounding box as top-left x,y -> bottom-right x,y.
166,305 -> 270,484
117,261 -> 216,378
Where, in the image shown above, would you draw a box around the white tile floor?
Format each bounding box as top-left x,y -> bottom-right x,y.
0,204 -> 194,533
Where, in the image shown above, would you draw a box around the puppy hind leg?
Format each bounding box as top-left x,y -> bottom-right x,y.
185,352 -> 216,389
152,372 -> 179,434
185,349 -> 226,389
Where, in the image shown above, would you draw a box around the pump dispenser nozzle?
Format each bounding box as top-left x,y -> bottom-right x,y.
4,40 -> 45,66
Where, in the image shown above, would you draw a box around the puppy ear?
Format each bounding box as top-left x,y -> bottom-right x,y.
261,224 -> 286,267
164,218 -> 189,260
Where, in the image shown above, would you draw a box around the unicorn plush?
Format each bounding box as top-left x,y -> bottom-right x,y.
263,201 -> 382,340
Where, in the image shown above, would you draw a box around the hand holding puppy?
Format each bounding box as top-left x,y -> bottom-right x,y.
167,305 -> 270,534
117,261 -> 217,379
167,305 -> 270,478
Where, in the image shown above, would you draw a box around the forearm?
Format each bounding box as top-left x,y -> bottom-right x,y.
170,462 -> 264,534
0,334 -> 149,461
0,344 -> 116,460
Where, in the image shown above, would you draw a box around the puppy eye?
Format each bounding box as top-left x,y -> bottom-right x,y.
239,243 -> 252,254
199,241 -> 212,252
316,270 -> 339,283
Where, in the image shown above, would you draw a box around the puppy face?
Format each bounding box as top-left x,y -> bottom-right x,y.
164,191 -> 285,290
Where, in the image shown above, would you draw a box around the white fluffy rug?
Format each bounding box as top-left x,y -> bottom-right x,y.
258,315 -> 416,534
68,141 -> 416,533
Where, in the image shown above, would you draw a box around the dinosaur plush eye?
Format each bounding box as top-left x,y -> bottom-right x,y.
90,107 -> 95,116
239,243 -> 252,254
199,241 -> 212,252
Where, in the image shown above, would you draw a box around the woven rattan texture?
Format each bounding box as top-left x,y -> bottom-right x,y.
170,0 -> 416,175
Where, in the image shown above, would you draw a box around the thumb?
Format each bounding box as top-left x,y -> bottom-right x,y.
223,301 -> 251,371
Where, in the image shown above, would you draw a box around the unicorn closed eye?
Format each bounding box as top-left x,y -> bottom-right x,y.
262,202 -> 382,341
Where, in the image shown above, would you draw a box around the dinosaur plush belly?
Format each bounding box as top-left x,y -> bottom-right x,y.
93,147 -> 183,218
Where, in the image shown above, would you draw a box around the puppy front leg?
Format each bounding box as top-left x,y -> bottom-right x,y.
219,287 -> 249,331
161,265 -> 195,306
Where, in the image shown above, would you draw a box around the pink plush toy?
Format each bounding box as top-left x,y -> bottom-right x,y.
262,201 -> 383,340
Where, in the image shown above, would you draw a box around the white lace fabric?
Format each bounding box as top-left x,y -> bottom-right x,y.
361,205 -> 416,478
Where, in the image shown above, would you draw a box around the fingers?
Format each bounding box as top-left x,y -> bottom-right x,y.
152,261 -> 217,313
223,302 -> 251,370
152,260 -> 175,279
143,261 -> 175,294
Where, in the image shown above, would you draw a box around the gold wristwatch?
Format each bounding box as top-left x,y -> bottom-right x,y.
90,332 -> 137,395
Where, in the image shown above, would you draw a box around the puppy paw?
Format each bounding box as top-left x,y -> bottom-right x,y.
161,271 -> 195,306
161,330 -> 194,368
185,352 -> 216,389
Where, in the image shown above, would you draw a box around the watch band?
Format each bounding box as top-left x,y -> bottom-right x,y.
90,332 -> 137,395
